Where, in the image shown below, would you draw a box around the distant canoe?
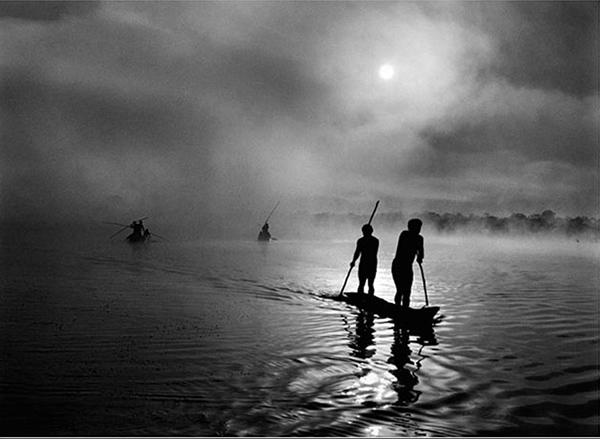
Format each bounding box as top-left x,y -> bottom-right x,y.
336,292 -> 440,326
126,234 -> 151,244
257,231 -> 274,241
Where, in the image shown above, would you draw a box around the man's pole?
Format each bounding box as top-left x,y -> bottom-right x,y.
418,262 -> 429,307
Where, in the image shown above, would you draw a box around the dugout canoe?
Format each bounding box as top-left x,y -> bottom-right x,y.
336,292 -> 440,326
126,233 -> 151,244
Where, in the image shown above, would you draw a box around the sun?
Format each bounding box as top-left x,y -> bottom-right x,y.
378,64 -> 395,80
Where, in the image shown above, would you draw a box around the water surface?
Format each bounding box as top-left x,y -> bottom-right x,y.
1,231 -> 598,436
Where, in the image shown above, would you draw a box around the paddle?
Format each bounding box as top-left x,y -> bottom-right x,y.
149,232 -> 168,241
418,262 -> 429,307
102,221 -> 129,227
104,217 -> 147,228
339,200 -> 380,296
110,225 -> 129,239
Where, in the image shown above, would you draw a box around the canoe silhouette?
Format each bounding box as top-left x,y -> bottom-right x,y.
337,292 -> 440,326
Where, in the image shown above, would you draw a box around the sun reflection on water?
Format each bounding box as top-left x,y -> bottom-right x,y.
366,425 -> 382,436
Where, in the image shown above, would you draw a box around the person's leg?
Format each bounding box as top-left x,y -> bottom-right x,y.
357,271 -> 366,294
368,272 -> 375,295
401,270 -> 414,308
392,267 -> 403,306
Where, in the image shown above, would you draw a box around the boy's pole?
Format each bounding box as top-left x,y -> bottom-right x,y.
339,200 -> 380,296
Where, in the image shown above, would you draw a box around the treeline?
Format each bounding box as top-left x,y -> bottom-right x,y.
308,210 -> 599,240
420,211 -> 598,239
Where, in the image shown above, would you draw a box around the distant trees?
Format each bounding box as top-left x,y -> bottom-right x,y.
307,210 -> 599,241
422,210 -> 598,240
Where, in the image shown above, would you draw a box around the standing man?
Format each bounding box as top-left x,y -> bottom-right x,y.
392,218 -> 424,308
350,224 -> 379,295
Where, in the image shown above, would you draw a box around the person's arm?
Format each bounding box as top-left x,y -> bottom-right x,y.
394,233 -> 402,260
350,239 -> 361,267
417,236 -> 424,264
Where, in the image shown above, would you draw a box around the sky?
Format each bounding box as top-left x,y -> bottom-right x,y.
1,1 -> 598,233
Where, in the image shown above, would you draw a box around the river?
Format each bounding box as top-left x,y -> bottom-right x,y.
1,230 -> 598,436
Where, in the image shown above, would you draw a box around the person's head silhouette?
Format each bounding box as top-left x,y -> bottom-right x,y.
407,218 -> 422,234
361,224 -> 373,236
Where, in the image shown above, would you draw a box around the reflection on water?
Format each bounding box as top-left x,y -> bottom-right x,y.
346,308 -> 438,409
0,231 -> 598,436
388,323 -> 432,407
348,310 -> 376,360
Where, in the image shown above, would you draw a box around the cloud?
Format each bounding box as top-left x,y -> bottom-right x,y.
416,1 -> 598,97
0,1 -> 98,22
422,86 -> 596,165
0,1 -> 597,233
486,2 -> 598,98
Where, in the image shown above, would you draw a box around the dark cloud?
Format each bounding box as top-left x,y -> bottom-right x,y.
454,1 -> 599,98
422,105 -> 597,168
0,1 -> 97,22
219,47 -> 332,122
0,66 -> 216,153
493,1 -> 598,98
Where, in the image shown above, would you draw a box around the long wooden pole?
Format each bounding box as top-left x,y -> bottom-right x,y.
110,225 -> 129,239
150,232 -> 168,241
418,262 -> 429,307
339,200 -> 380,296
367,200 -> 379,224
103,221 -> 129,227
263,201 -> 280,226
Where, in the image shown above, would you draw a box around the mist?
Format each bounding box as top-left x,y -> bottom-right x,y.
1,1 -> 597,239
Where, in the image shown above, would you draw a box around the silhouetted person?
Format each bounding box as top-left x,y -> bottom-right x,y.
127,221 -> 145,242
258,223 -> 271,241
143,228 -> 151,241
350,224 -> 379,295
392,218 -> 424,308
127,221 -> 136,240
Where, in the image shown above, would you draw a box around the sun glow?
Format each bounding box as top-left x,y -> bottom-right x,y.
379,64 -> 395,80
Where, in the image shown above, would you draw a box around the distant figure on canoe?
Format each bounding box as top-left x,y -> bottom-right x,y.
127,221 -> 145,242
392,218 -> 424,308
350,224 -> 379,295
258,223 -> 271,241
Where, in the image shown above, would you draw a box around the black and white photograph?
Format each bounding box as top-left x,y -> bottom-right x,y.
1,1 -> 598,436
